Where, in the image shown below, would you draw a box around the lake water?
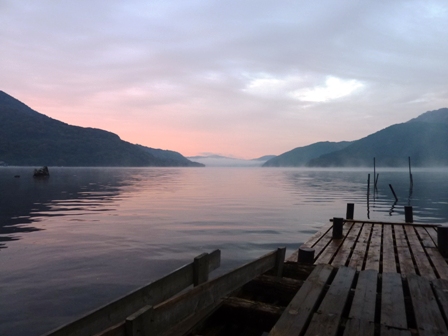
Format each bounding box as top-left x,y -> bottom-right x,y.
1,167 -> 448,335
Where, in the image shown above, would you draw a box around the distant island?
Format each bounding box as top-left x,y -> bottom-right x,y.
0,91 -> 203,167
263,108 -> 448,167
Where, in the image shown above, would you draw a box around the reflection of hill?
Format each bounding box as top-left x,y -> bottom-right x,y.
0,167 -> 128,249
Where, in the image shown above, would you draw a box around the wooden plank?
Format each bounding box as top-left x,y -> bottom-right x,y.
348,223 -> 372,271
416,226 -> 438,248
287,223 -> 333,262
381,272 -> 407,330
305,267 -> 356,336
426,248 -> 448,280
431,278 -> 448,325
364,224 -> 381,272
394,225 -> 416,276
427,227 -> 439,247
342,219 -> 440,227
415,227 -> 448,280
331,223 -> 362,268
220,296 -> 284,320
94,322 -> 125,336
379,325 -> 411,335
269,264 -> 334,336
343,269 -> 377,336
407,274 -> 448,335
44,249 -> 221,336
129,248 -> 280,336
303,222 -> 334,248
382,225 -> 397,273
404,226 -> 437,279
315,222 -> 354,265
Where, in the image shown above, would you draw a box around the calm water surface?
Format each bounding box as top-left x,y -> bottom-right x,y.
1,167 -> 448,335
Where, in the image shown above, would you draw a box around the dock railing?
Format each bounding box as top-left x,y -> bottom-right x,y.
103,247 -> 286,336
43,249 -> 221,336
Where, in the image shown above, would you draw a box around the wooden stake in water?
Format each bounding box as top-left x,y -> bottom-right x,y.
408,156 -> 413,188
389,184 -> 398,202
373,157 -> 376,183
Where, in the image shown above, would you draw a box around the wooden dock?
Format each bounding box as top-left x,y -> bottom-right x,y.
42,205 -> 448,336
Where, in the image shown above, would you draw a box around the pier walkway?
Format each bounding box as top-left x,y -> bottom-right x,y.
272,215 -> 448,336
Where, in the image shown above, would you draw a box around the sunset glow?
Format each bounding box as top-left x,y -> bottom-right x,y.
1,1 -> 448,159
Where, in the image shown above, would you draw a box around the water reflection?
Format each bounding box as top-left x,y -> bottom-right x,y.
1,167 -> 448,336
0,168 -> 126,248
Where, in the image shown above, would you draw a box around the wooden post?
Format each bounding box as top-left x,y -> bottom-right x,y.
274,247 -> 286,277
373,158 -> 376,187
404,206 -> 413,223
193,253 -> 209,286
438,227 -> 448,258
346,203 -> 354,220
333,217 -> 344,239
298,247 -> 315,264
409,156 -> 413,187
367,174 -> 370,197
389,184 -> 398,202
125,305 -> 153,336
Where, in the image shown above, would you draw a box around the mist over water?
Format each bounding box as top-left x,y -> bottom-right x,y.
1,167 -> 448,335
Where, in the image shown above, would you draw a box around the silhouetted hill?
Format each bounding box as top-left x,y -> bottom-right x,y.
263,141 -> 352,167
252,155 -> 276,162
0,91 -> 203,167
408,107 -> 448,124
307,121 -> 448,167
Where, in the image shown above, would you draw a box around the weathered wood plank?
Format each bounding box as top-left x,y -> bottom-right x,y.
128,248 -> 281,336
287,223 -> 333,262
416,226 -> 438,248
269,264 -> 333,336
311,233 -> 334,262
404,226 -> 437,279
331,223 -> 362,268
220,296 -> 284,321
379,325 -> 411,335
415,227 -> 448,280
305,267 -> 356,335
431,278 -> 448,325
316,222 -> 354,265
394,225 -> 416,275
305,267 -> 357,336
427,226 -> 439,247
381,272 -> 407,330
342,219 -> 440,227
407,274 -> 448,335
348,223 -> 372,271
94,322 -> 125,336
426,247 -> 448,280
343,269 -> 377,336
44,250 -> 221,336
243,275 -> 303,303
382,225 -> 397,273
302,222 -> 334,249
365,224 -> 381,272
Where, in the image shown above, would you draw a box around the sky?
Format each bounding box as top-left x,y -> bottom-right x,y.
1,1 -> 448,159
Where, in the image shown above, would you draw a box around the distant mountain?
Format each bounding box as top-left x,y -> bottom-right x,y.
136,146 -> 203,167
408,107 -> 448,124
187,154 -> 268,167
252,155 -> 276,162
308,108 -> 448,167
0,91 -> 203,167
263,141 -> 352,167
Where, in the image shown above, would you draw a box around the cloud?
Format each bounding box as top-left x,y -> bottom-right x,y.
1,0 -> 448,158
293,77 -> 364,103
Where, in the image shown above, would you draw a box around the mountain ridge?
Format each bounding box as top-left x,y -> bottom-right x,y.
0,91 -> 203,167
